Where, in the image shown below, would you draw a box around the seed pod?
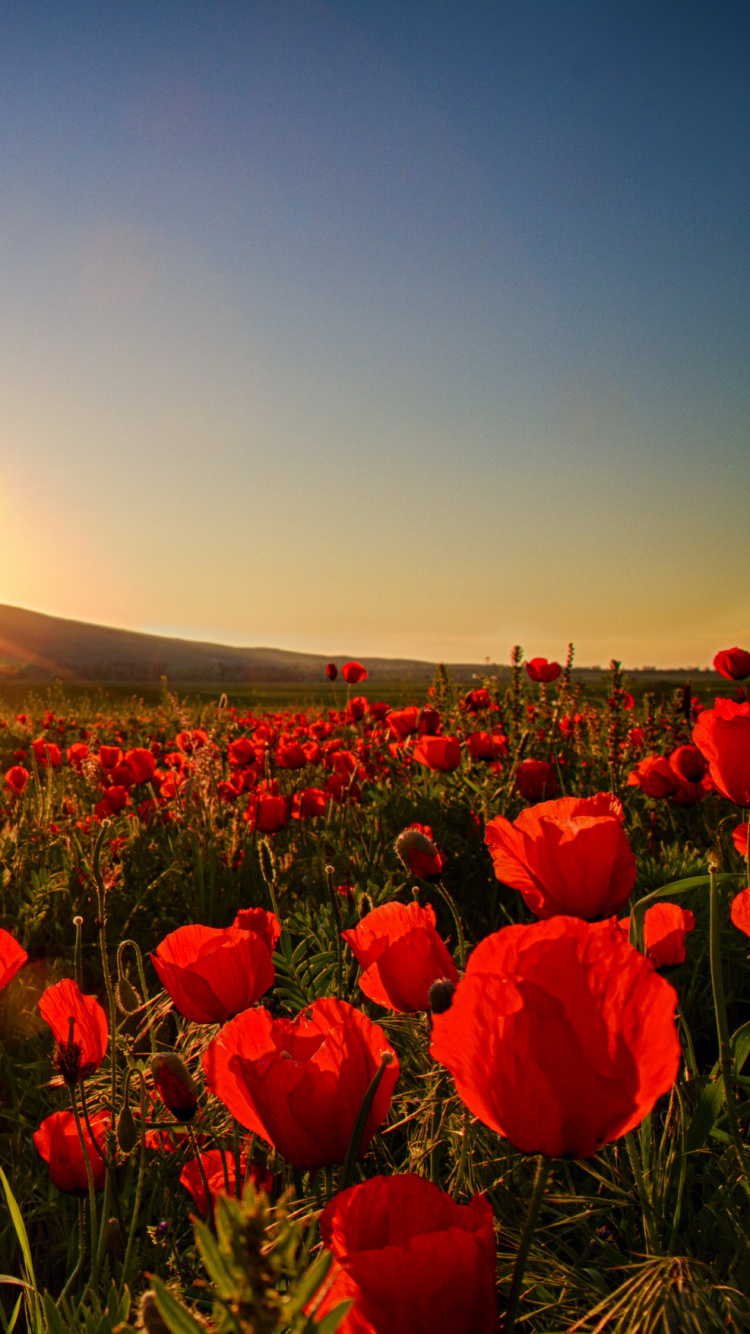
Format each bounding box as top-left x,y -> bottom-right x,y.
428,977 -> 456,1015
116,976 -> 142,1014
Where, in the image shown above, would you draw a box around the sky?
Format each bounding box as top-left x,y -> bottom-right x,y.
0,0 -> 748,668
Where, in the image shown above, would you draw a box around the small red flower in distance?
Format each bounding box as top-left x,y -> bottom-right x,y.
526,658 -> 562,683
5,765 -> 29,794
326,662 -> 338,681
714,647 -> 750,681
394,824 -> 446,880
462,687 -> 492,712
431,916 -> 680,1159
466,731 -> 507,762
516,758 -> 559,801
150,923 -> 275,1024
733,823 -> 749,857
693,698 -> 750,806
731,889 -> 750,938
202,998 -> 398,1171
617,903 -> 696,969
34,1109 -> 110,1192
343,901 -> 458,1013
99,745 -> 122,771
315,1175 -> 498,1334
626,755 -> 678,799
413,735 -> 461,772
39,978 -> 108,1084
180,1148 -> 274,1218
485,793 -> 636,921
0,928 -> 27,991
342,661 -> 368,684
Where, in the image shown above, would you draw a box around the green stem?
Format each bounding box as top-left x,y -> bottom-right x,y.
625,1130 -> 661,1255
432,879 -> 466,970
326,864 -> 345,998
120,1075 -> 147,1296
68,1088 -> 98,1281
709,862 -> 750,1198
187,1124 -> 214,1222
341,1053 -> 394,1190
503,1156 -> 551,1334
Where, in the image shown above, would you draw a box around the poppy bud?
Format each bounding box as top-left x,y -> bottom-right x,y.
428,977 -> 456,1014
116,1102 -> 140,1154
137,1292 -> 171,1334
116,976 -> 142,1014
394,827 -> 439,867
326,662 -> 338,681
151,1053 -> 198,1122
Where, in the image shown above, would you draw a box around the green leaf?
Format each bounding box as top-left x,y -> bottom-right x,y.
731,1020 -> 750,1075
686,1077 -> 726,1152
151,1280 -> 206,1334
0,1168 -> 36,1293
284,1251 -> 334,1318
310,1300 -> 354,1334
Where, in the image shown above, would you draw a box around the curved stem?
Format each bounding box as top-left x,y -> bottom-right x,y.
432,879 -> 466,970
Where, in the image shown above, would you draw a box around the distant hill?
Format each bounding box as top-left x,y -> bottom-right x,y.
0,604 -> 478,684
0,604 -> 720,688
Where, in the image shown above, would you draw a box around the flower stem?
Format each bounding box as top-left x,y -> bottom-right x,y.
433,879 -> 466,970
341,1052 -> 394,1190
503,1155 -> 551,1334
709,860 -> 750,1198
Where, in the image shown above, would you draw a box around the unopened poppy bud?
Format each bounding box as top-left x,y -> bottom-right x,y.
137,1291 -> 170,1334
428,977 -> 456,1014
395,827 -> 438,868
150,1053 -> 198,1122
104,1216 -> 124,1259
116,976 -> 142,1014
116,1102 -> 139,1153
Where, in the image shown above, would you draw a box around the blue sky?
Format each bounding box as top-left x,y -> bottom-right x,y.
0,1 -> 747,665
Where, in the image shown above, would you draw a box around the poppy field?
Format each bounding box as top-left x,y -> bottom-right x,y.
1,647 -> 750,1333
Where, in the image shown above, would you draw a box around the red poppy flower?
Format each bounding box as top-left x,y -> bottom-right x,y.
292,787 -> 328,819
668,745 -> 707,784
176,729 -> 208,753
124,748 -> 157,783
342,902 -> 458,1013
626,755 -> 679,799
39,978 -> 108,1084
99,745 -> 123,771
462,688 -> 492,713
243,793 -> 289,833
31,738 -> 62,768
713,647 -> 750,681
326,662 -> 338,681
387,708 -> 420,740
516,758 -> 559,801
180,1147 -> 274,1217
33,1109 -> 110,1192
232,907 -> 281,954
417,707 -> 441,734
431,916 -> 680,1159
526,658 -> 562,684
275,740 -> 307,769
202,998 -> 398,1171
0,928 -> 27,990
342,661 -> 367,684
5,765 -> 30,794
617,902 -> 696,969
394,824 -> 446,881
693,698 -> 750,806
150,923 -> 275,1024
733,823 -> 749,857
466,731 -> 507,762
228,737 -> 258,769
413,736 -> 461,773
731,889 -> 750,938
315,1175 -> 498,1334
485,793 -> 636,921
